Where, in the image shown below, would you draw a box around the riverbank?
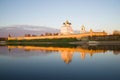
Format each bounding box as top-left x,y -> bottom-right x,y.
0,41 -> 6,46
6,41 -> 120,46
70,41 -> 120,45
4,35 -> 120,46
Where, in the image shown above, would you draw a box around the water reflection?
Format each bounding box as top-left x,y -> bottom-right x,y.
4,45 -> 119,64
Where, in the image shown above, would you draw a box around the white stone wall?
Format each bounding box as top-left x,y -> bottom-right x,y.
60,25 -> 73,35
8,32 -> 107,40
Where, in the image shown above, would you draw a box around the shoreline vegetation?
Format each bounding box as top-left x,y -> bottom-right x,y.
5,35 -> 120,46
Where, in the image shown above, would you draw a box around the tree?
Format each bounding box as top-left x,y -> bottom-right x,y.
8,34 -> 11,37
24,34 -> 31,37
40,34 -> 44,36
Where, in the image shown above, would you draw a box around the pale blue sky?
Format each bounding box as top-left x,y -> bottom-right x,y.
0,0 -> 120,33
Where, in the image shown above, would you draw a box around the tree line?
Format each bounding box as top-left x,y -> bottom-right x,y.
24,32 -> 59,37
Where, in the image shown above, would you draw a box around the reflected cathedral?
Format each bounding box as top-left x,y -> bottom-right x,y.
7,45 -> 120,64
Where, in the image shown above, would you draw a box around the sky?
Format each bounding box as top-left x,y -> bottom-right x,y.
0,0 -> 120,33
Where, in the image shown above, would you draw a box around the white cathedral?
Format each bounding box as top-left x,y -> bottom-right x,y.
60,20 -> 74,35
60,20 -> 86,35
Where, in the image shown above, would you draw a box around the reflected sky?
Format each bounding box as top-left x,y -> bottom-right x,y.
0,45 -> 120,80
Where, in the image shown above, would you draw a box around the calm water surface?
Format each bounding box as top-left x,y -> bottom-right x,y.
0,45 -> 120,80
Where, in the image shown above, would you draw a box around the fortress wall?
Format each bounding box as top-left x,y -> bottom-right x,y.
8,32 -> 107,40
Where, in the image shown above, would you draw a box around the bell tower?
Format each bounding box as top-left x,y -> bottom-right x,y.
80,24 -> 86,33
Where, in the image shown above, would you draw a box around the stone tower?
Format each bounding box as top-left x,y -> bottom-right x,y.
80,25 -> 86,33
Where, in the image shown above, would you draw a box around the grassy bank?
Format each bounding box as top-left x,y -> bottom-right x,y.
7,38 -> 78,42
6,38 -> 79,47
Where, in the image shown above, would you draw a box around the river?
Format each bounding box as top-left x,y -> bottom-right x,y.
0,45 -> 120,80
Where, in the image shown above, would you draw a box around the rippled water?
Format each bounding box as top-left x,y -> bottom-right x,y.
0,45 -> 120,80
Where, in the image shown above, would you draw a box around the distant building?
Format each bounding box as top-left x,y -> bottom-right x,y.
113,30 -> 120,35
60,20 -> 74,35
80,25 -> 86,33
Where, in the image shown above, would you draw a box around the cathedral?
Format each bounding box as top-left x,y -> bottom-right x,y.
60,20 -> 86,35
60,20 -> 74,35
